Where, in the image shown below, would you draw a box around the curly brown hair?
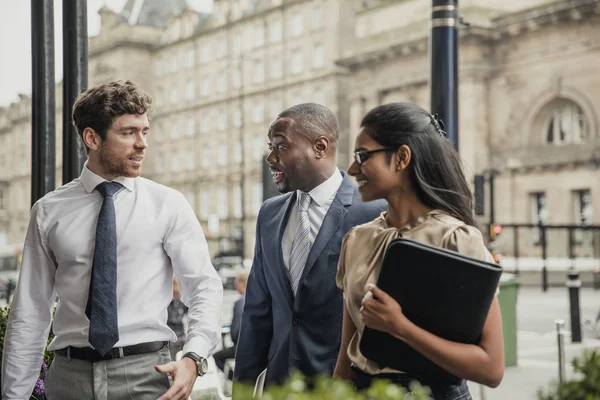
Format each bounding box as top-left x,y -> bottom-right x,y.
72,80 -> 153,151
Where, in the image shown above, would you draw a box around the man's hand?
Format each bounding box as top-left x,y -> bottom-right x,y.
155,357 -> 198,400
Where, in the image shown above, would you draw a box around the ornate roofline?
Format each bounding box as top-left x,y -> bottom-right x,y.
337,0 -> 600,71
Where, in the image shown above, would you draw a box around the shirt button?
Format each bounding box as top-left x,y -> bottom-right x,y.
293,318 -> 300,326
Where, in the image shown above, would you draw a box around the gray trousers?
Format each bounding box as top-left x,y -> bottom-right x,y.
44,346 -> 172,400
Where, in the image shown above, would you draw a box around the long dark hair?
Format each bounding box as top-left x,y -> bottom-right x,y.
361,102 -> 475,226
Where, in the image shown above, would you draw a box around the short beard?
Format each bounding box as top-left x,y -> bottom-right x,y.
99,144 -> 137,178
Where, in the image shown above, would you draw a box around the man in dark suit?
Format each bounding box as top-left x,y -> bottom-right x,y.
234,103 -> 385,387
213,270 -> 248,378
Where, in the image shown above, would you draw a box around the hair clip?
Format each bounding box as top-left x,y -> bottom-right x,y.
430,113 -> 447,138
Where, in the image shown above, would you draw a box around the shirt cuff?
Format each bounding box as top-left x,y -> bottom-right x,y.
182,336 -> 211,359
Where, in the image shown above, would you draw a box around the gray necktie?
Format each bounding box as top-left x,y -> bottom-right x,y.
289,192 -> 312,295
86,181 -> 122,355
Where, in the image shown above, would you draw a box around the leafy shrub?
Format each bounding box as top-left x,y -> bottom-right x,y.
232,372 -> 433,399
538,349 -> 600,400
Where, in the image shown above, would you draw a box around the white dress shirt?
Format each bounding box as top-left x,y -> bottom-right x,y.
282,168 -> 343,270
1,164 -> 223,399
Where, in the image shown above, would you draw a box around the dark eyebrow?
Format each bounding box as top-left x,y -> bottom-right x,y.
119,125 -> 147,131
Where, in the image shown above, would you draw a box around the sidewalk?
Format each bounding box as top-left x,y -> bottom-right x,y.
468,333 -> 600,399
467,286 -> 600,399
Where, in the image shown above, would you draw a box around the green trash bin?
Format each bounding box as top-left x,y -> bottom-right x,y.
498,273 -> 520,367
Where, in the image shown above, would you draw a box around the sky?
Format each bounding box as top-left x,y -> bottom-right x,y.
0,0 -> 213,107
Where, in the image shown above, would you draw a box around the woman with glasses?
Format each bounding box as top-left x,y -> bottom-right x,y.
333,103 -> 504,399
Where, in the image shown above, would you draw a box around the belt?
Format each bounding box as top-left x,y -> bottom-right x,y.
56,341 -> 168,363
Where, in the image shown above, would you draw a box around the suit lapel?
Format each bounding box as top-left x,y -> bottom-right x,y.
299,173 -> 355,283
271,194 -> 295,306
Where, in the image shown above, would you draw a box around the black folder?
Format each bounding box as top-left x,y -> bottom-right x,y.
359,237 -> 502,384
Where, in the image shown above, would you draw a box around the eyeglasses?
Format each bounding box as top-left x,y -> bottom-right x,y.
353,147 -> 396,166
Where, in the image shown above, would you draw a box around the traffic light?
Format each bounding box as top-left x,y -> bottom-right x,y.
489,224 -> 502,241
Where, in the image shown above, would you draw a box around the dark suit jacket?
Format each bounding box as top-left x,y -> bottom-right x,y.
234,172 -> 386,387
231,295 -> 245,345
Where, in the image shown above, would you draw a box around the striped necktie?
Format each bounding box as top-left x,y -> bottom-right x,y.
289,192 -> 312,295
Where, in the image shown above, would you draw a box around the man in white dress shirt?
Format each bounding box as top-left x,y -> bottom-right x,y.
1,80 -> 223,400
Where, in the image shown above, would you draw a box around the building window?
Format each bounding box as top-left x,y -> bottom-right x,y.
574,189 -> 592,225
170,53 -> 178,73
217,144 -> 228,166
232,185 -> 242,218
312,7 -> 323,30
154,122 -> 163,142
291,50 -> 303,74
200,115 -> 209,133
253,136 -> 266,161
253,61 -> 264,84
156,88 -> 164,106
217,38 -> 227,58
270,19 -> 282,43
234,108 -> 242,128
270,96 -> 283,118
186,48 -> 195,68
201,77 -> 210,97
171,154 -> 181,172
252,182 -> 263,216
199,189 -> 209,219
291,12 -> 303,37
546,100 -> 588,145
185,81 -> 195,101
234,142 -> 242,163
170,87 -> 179,104
217,71 -> 227,93
154,59 -> 163,76
201,42 -> 211,64
184,189 -> 196,210
185,150 -> 195,171
292,91 -> 303,106
170,121 -> 179,140
155,154 -> 164,174
217,186 -> 229,218
530,192 -> 547,245
233,32 -> 243,56
252,101 -> 264,123
233,67 -> 242,89
271,57 -> 282,79
217,109 -> 228,130
201,146 -> 211,167
312,44 -> 324,69
254,24 -> 265,48
313,87 -> 325,105
186,118 -> 196,137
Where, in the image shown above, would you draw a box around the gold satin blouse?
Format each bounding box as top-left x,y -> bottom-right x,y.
336,210 -> 495,375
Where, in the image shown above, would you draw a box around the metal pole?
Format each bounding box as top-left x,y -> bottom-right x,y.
430,0 -> 459,149
31,0 -> 56,206
555,319 -> 565,385
567,267 -> 582,343
238,58 -> 246,259
62,0 -> 88,183
514,226 -> 520,276
489,172 -> 495,226
541,225 -> 548,292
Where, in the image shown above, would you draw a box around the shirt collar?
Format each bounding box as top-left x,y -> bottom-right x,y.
80,161 -> 136,194
298,168 -> 343,207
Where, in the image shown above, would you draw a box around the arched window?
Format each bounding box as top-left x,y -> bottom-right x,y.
545,100 -> 588,145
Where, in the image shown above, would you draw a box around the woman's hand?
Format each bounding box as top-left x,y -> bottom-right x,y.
360,284 -> 409,339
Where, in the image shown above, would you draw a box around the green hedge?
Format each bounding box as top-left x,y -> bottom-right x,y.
232,372 -> 433,399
